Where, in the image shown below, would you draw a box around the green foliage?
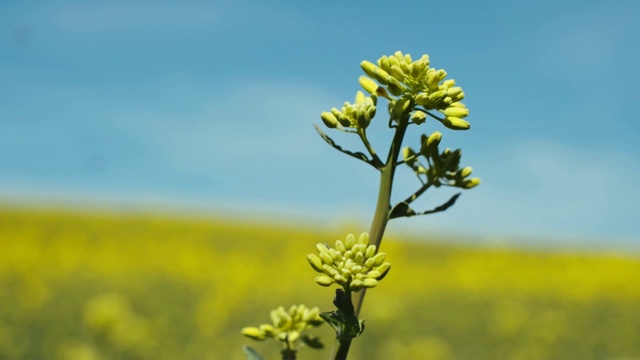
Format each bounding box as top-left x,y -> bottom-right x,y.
1,207 -> 640,359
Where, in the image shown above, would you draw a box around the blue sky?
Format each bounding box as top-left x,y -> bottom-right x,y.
1,0 -> 639,246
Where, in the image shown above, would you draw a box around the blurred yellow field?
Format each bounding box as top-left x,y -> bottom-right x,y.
1,206 -> 639,360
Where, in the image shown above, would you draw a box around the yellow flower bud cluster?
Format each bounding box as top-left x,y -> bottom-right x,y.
307,233 -> 391,292
320,91 -> 377,130
241,304 -> 323,346
360,51 -> 470,130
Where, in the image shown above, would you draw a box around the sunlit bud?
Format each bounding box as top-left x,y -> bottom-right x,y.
394,51 -> 405,62
330,108 -> 351,127
437,69 -> 448,82
375,262 -> 391,279
391,97 -> 411,119
402,146 -> 416,162
415,93 -> 430,106
277,307 -> 291,322
320,111 -> 339,129
367,270 -> 382,279
359,76 -> 378,95
373,68 -> 391,85
389,65 -> 405,81
335,240 -> 346,253
449,101 -> 466,108
322,264 -> 339,277
259,324 -> 276,336
288,330 -> 300,343
386,77 -> 405,96
446,87 -> 463,98
360,61 -> 379,79
411,60 -> 426,78
461,178 -> 481,189
355,91 -> 366,104
318,251 -> 333,265
442,79 -> 456,88
354,252 -> 365,265
345,233 -> 356,249
343,250 -> 353,259
371,252 -> 387,267
307,254 -> 324,272
378,56 -> 391,72
421,131 -> 442,156
351,279 -> 364,291
388,55 -> 400,68
365,245 -> 376,259
443,106 -> 469,118
315,275 -> 334,287
442,116 -> 471,130
411,110 -> 427,125
242,327 -> 266,340
363,278 -> 378,288
426,69 -> 440,90
459,166 -> 473,179
270,309 -> 280,325
328,248 -> 341,261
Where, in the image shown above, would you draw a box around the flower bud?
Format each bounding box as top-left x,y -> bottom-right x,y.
315,275 -> 334,286
378,56 -> 391,72
371,252 -> 387,267
335,240 -> 346,253
363,278 -> 378,288
375,262 -> 391,279
411,110 -> 427,125
420,131 -> 442,156
443,106 -> 469,118
415,93 -> 430,106
373,68 -> 391,85
344,233 -> 356,249
402,146 -> 416,162
359,76 -> 378,95
389,65 -> 405,81
442,116 -> 470,130
320,111 -> 339,128
461,177 -> 481,189
242,327 -> 266,340
391,97 -> 411,119
386,76 -> 405,96
446,87 -> 463,98
307,254 -> 324,272
459,166 -> 473,179
360,61 -> 379,79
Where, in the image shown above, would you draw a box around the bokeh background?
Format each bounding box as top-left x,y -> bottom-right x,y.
1,0 -> 640,359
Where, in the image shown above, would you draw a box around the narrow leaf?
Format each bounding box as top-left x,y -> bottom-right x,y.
313,124 -> 374,166
242,345 -> 265,360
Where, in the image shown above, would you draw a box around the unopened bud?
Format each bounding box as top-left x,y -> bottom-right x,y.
461,177 -> 481,189
441,116 -> 471,130
359,76 -> 378,95
420,131 -> 442,156
443,106 -> 469,118
320,111 -> 339,128
411,110 -> 427,125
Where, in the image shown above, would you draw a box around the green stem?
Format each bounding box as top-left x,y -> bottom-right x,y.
330,119 -> 409,360
334,338 -> 353,360
353,119 -> 409,315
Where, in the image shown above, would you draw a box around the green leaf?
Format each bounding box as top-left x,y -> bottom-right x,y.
313,124 -> 374,167
242,345 -> 265,360
390,193 -> 461,219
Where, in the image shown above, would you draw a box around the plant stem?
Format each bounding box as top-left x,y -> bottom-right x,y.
330,119 -> 409,360
334,338 -> 352,360
353,119 -> 408,316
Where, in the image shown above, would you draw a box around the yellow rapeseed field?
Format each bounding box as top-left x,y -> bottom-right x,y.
1,206 -> 639,360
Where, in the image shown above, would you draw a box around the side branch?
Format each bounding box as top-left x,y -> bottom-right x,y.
313,125 -> 378,169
